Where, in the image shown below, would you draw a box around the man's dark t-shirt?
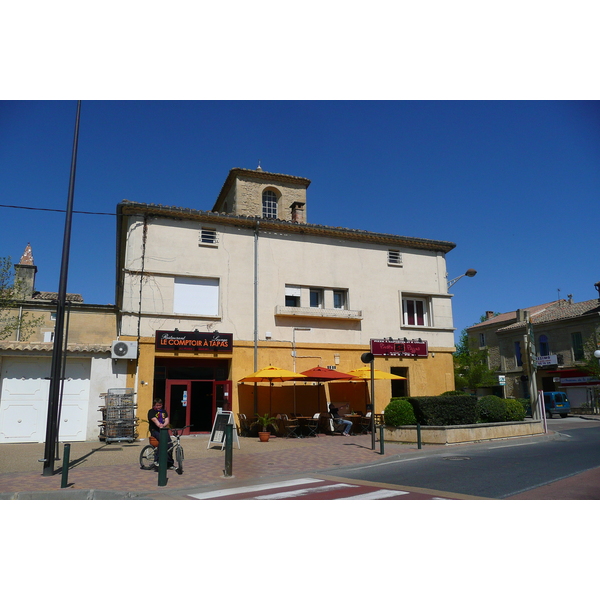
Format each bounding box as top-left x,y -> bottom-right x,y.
148,408 -> 168,435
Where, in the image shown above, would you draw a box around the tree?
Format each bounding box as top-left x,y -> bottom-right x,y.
0,256 -> 44,340
580,333 -> 600,380
453,320 -> 499,392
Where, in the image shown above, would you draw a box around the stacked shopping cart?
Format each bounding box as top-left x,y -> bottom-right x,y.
99,388 -> 139,443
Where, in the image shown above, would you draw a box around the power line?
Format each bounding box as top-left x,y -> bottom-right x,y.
0,203 -> 115,216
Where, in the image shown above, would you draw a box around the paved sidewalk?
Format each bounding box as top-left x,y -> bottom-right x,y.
0,433 -> 417,499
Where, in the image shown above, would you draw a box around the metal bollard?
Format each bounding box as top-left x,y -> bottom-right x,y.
417,423 -> 422,449
61,443 -> 71,488
379,425 -> 385,455
157,428 -> 168,487
224,423 -> 233,477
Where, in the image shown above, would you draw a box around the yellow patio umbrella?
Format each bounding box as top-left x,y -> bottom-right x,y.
239,366 -> 307,415
347,367 -> 406,412
347,367 -> 406,380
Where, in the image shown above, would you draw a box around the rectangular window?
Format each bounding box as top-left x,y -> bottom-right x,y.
310,288 -> 323,308
333,290 -> 346,309
515,341 -> 523,367
403,297 -> 428,326
479,333 -> 486,347
199,228 -> 218,245
388,250 -> 402,266
572,332 -> 584,361
285,285 -> 301,307
174,277 -> 219,316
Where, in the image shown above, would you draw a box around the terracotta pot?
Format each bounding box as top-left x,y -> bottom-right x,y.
258,431 -> 271,442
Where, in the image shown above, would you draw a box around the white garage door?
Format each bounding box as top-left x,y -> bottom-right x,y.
0,357 -> 91,443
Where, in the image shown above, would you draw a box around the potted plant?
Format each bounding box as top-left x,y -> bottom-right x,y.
252,413 -> 279,442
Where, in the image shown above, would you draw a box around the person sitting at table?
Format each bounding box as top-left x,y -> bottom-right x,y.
329,402 -> 353,436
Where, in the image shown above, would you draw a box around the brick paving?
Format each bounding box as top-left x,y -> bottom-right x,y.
0,433 -> 417,498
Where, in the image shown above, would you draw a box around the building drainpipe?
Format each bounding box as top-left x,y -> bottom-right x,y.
253,221 -> 259,414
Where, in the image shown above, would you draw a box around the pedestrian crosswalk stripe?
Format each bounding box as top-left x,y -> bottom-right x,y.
188,478 -> 323,499
335,489 -> 410,500
254,483 -> 357,500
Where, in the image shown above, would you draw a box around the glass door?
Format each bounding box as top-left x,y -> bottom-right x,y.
166,380 -> 232,434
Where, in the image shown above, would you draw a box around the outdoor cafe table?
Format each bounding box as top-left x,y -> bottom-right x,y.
294,416 -> 319,437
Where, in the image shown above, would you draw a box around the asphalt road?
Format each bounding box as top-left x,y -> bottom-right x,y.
324,417 -> 600,499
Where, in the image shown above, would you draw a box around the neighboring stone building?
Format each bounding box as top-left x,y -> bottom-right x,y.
466,284 -> 600,407
0,244 -> 127,443
116,167 -> 459,434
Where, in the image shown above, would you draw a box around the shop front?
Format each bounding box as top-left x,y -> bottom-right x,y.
153,330 -> 233,434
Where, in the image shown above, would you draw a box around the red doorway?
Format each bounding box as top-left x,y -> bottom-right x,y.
166,380 -> 231,434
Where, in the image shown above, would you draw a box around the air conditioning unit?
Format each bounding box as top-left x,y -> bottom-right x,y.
111,340 -> 138,360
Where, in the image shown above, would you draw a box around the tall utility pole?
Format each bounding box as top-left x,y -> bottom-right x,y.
523,316 -> 539,420
42,101 -> 81,476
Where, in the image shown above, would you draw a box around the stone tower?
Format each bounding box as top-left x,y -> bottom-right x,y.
14,243 -> 37,299
212,167 -> 310,223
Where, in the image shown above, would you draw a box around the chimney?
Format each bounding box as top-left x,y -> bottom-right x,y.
516,309 -> 529,322
290,201 -> 306,224
485,311 -> 495,320
14,243 -> 37,299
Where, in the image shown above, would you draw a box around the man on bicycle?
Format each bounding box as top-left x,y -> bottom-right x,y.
148,399 -> 174,469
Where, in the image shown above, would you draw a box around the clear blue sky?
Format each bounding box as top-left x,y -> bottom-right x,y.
1,100 -> 599,342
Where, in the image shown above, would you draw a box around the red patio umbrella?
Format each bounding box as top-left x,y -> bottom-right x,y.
300,366 -> 356,413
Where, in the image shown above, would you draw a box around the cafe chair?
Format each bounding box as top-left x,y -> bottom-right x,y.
237,413 -> 251,437
360,412 -> 372,435
282,414 -> 301,438
305,413 -> 320,437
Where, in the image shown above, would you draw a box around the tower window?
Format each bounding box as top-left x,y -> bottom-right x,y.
262,190 -> 278,219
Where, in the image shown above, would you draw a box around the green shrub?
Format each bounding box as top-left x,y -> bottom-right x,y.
407,396 -> 478,426
504,398 -> 526,421
384,399 -> 417,427
477,395 -> 507,423
440,390 -> 465,396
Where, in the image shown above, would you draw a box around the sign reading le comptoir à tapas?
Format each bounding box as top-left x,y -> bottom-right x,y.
155,330 -> 233,352
370,338 -> 428,357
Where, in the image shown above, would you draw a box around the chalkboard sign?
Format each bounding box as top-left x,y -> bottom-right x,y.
207,411 -> 240,450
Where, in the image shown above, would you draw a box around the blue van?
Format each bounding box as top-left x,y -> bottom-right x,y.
543,392 -> 570,418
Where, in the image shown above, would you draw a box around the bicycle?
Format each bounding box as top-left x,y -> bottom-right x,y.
139,425 -> 192,474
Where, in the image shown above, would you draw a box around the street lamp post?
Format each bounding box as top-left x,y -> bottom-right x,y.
448,268 -> 477,289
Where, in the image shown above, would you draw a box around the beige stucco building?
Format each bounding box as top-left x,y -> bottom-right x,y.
116,168 -> 459,434
466,287 -> 600,407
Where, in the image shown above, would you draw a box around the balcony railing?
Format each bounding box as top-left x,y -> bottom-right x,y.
275,305 -> 363,320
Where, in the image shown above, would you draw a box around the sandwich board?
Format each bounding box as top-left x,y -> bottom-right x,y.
207,411 -> 240,450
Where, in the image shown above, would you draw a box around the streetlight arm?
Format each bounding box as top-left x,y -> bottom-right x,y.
448,269 -> 477,289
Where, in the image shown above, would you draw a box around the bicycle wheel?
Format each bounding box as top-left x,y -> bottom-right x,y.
175,446 -> 184,473
139,445 -> 156,470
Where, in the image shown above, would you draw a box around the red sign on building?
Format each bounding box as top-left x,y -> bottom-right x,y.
370,338 -> 428,357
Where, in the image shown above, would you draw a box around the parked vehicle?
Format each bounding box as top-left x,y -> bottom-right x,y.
543,392 -> 570,418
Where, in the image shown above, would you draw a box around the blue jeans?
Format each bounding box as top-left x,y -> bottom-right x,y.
335,419 -> 353,435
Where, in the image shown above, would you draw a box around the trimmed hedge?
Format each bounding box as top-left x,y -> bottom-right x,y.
402,396 -> 478,426
476,395 -> 527,423
388,395 -> 527,427
384,399 -> 417,427
504,398 -> 526,422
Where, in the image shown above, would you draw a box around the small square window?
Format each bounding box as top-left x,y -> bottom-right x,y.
199,228 -> 218,245
388,250 -> 402,266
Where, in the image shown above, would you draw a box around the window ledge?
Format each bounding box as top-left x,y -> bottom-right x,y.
275,305 -> 363,320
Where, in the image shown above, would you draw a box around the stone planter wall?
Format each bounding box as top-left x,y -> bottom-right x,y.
383,420 -> 545,445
